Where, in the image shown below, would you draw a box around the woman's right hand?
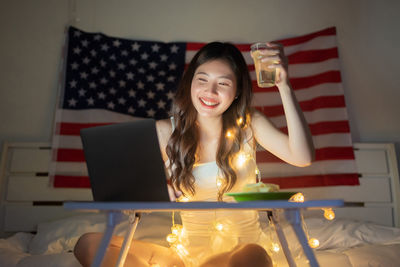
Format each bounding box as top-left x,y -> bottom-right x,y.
168,184 -> 182,201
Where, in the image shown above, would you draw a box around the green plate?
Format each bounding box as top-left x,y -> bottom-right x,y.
225,192 -> 298,202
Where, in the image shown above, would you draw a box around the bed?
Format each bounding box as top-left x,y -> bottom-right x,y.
0,142 -> 400,266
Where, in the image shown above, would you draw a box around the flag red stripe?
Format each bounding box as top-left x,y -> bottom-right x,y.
288,47 -> 338,64
261,173 -> 359,189
257,95 -> 347,117
59,122 -> 113,136
186,42 -> 253,52
186,27 -> 336,52
308,121 -> 351,135
277,120 -> 351,136
53,175 -> 91,188
253,70 -> 342,93
290,70 -> 341,90
300,95 -> 346,111
276,27 -> 336,47
186,43 -> 206,51
56,148 -> 85,162
256,146 -> 355,163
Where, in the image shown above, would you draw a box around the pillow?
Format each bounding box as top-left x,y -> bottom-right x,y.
28,211 -> 174,255
28,212 -> 107,255
261,215 -> 400,252
305,217 -> 400,250
0,232 -> 34,253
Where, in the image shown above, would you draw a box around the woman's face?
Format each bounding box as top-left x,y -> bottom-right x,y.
190,59 -> 237,119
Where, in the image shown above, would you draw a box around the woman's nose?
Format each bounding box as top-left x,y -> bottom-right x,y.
205,82 -> 218,94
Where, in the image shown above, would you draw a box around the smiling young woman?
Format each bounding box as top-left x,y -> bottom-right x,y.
74,42 -> 314,267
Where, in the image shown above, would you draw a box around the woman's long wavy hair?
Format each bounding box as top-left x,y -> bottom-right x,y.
166,42 -> 253,201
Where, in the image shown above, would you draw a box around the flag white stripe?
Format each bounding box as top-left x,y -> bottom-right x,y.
258,160 -> 357,177
311,133 -> 353,149
269,108 -> 350,127
288,58 -> 340,78
57,163 -> 88,175
282,35 -> 337,56
256,133 -> 352,151
52,135 -> 83,149
50,161 -> 88,176
252,83 -> 345,106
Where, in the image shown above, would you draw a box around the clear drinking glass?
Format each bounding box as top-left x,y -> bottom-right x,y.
250,43 -> 277,88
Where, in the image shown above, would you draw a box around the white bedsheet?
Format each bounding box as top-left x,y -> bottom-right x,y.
1,213 -> 399,267
2,237 -> 399,267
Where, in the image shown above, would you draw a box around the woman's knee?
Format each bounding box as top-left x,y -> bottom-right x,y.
74,232 -> 103,266
228,243 -> 272,267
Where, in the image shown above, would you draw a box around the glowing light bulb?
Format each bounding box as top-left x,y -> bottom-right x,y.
166,233 -> 177,244
309,238 -> 320,248
176,244 -> 189,256
236,152 -> 247,168
216,178 -> 224,188
226,130 -> 233,139
178,196 -> 189,202
271,243 -> 280,252
323,208 -> 335,220
171,224 -> 183,235
236,117 -> 243,126
289,192 -> 305,203
214,222 -> 224,231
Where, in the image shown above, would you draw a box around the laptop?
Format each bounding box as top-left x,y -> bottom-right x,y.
80,119 -> 171,202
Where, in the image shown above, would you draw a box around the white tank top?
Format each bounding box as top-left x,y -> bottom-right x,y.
170,118 -> 261,235
168,118 -> 266,265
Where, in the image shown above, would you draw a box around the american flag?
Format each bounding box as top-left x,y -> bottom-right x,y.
50,26 -> 359,188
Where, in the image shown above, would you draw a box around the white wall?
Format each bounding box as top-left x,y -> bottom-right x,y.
1,0 -> 400,168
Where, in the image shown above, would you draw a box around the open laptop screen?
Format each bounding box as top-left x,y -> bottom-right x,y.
80,119 -> 170,202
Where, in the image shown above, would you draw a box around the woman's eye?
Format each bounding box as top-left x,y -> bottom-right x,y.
199,78 -> 207,82
219,82 -> 230,86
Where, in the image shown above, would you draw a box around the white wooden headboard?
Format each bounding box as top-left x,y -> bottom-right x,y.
1,142 -> 399,237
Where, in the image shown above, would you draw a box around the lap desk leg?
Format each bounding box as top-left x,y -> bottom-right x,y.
91,211 -> 140,267
281,209 -> 319,267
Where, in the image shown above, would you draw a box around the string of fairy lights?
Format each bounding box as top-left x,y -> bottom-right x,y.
160,116 -> 336,265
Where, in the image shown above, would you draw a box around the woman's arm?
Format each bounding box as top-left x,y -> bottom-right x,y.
156,119 -> 173,162
156,119 -> 183,201
251,43 -> 315,167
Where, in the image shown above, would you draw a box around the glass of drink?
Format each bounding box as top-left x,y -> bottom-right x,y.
250,43 -> 277,88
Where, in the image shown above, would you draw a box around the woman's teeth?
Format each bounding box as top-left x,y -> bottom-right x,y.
200,98 -> 219,106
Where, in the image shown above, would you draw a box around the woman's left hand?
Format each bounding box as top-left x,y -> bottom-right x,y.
168,184 -> 182,201
261,42 -> 289,88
